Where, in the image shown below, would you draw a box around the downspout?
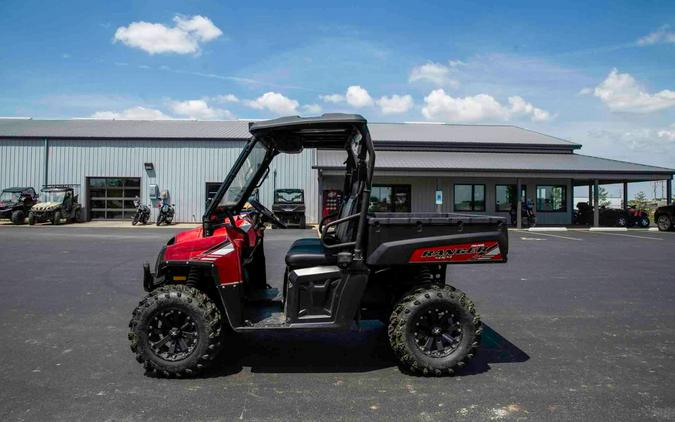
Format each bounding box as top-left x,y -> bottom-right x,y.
43,138 -> 49,187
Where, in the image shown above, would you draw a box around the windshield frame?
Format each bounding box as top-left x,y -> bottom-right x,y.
203,136 -> 274,228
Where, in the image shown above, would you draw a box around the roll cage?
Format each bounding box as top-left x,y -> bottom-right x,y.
203,114 -> 375,257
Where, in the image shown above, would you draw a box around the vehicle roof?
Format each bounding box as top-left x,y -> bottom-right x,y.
41,187 -> 73,192
2,187 -> 33,192
249,113 -> 369,150
275,188 -> 304,192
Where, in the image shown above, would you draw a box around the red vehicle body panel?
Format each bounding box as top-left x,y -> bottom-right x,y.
409,241 -> 503,263
163,215 -> 259,285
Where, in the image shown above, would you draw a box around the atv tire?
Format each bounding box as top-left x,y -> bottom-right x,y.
388,284 -> 481,376
132,213 -> 140,225
11,210 -> 25,225
28,212 -> 35,225
52,210 -> 62,225
129,285 -> 224,377
156,215 -> 164,226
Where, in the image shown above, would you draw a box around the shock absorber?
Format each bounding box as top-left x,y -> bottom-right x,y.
414,265 -> 435,285
186,267 -> 201,288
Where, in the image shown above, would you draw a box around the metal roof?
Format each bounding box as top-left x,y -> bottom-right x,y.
0,118 -> 580,149
315,149 -> 675,175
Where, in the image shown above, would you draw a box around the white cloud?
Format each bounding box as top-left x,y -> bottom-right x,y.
507,96 -> 553,122
657,124 -> 675,141
409,62 -> 459,88
637,26 -> 675,46
319,94 -> 345,103
169,99 -> 235,120
421,89 -> 552,123
302,104 -> 322,114
345,85 -> 373,107
376,94 -> 414,114
244,92 -> 299,115
113,15 -> 222,55
578,87 -> 593,96
90,106 -> 171,120
212,94 -> 239,103
592,69 -> 675,113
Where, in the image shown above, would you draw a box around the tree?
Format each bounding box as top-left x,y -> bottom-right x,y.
630,191 -> 648,208
598,187 -> 610,207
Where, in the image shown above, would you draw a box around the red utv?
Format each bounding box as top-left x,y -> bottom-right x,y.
128,114 -> 509,377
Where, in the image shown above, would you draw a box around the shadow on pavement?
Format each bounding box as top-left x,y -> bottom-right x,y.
200,321 -> 528,378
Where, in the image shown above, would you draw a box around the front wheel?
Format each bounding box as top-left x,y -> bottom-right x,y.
616,215 -> 627,227
132,213 -> 140,225
128,285 -> 224,377
156,214 -> 164,226
388,284 -> 481,376
639,217 -> 650,228
657,215 -> 672,231
28,212 -> 35,225
52,211 -> 62,225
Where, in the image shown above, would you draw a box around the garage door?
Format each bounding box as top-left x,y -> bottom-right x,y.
88,177 -> 141,220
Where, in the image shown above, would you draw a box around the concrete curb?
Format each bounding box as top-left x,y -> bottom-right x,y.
589,227 -> 628,232
648,227 -> 659,232
528,227 -> 568,232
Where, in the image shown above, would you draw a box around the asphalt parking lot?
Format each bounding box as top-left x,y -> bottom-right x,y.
0,225 -> 674,421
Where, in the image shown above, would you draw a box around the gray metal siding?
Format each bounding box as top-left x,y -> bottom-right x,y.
45,139 -> 318,223
0,139 -> 45,191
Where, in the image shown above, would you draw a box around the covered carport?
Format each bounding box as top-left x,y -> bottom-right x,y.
314,149 -> 675,228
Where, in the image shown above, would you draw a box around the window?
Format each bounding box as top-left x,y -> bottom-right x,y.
369,185 -> 411,212
88,177 -> 141,219
536,185 -> 567,212
454,184 -> 485,212
495,185 -> 527,212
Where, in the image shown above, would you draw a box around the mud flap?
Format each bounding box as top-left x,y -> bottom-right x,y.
143,263 -> 154,292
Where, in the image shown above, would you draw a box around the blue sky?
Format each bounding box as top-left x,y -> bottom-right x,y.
1,0 -> 674,196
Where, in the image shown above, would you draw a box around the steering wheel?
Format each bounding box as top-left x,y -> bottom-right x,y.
248,199 -> 286,228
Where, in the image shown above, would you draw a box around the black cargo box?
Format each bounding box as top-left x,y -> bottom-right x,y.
365,213 -> 509,266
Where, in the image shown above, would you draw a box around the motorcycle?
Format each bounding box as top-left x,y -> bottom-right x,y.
509,199 -> 536,227
132,197 -> 151,226
627,206 -> 650,228
156,200 -> 175,226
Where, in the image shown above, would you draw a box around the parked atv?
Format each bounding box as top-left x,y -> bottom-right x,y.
132,196 -> 151,225
626,207 -> 650,228
272,188 -> 306,228
574,202 -> 628,227
654,203 -> 674,231
28,185 -> 81,225
156,200 -> 175,226
128,114 -> 508,378
0,187 -> 38,224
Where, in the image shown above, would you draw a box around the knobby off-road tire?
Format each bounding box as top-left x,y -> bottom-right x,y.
52,210 -> 62,225
129,285 -> 224,377
132,213 -> 140,225
388,284 -> 481,376
28,212 -> 35,225
11,210 -> 25,225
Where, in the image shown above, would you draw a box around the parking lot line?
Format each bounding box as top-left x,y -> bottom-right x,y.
521,231 -> 582,241
586,231 -> 663,240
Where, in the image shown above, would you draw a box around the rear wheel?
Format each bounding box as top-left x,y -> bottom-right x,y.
639,216 -> 650,228
299,215 -> 306,229
28,212 -> 35,225
616,215 -> 627,227
128,285 -> 224,377
388,284 -> 481,376
657,215 -> 672,231
10,210 -> 25,225
156,214 -> 164,226
132,213 -> 140,225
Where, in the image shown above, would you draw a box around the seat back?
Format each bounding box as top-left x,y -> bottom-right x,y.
334,194 -> 358,244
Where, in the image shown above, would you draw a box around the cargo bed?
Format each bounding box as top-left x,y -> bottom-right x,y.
365,212 -> 508,266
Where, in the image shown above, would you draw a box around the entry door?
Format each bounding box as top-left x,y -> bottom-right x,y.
88,177 -> 141,219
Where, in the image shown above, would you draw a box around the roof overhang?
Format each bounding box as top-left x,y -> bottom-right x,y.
315,149 -> 674,184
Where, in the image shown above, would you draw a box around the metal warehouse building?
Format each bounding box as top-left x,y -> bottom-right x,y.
1,118 -> 673,227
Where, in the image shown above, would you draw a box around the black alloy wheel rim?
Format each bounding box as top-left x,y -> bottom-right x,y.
412,305 -> 463,358
147,308 -> 199,361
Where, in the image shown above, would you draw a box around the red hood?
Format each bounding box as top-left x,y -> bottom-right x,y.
165,225 -> 230,261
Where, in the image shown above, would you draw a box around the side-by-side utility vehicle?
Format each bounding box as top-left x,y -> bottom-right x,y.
0,186 -> 38,224
272,188 -> 306,228
28,185 -> 81,225
128,114 -> 509,377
